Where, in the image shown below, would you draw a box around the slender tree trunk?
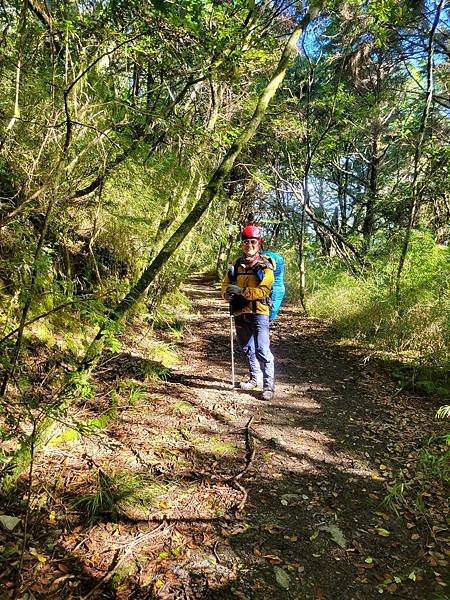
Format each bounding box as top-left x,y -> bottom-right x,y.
298,199 -> 307,314
362,120 -> 380,250
132,58 -> 141,98
395,0 -> 444,307
0,0 -> 28,151
335,149 -> 351,233
216,184 -> 239,278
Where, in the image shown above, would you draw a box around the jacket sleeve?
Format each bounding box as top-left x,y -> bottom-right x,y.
221,273 -> 230,300
241,267 -> 274,301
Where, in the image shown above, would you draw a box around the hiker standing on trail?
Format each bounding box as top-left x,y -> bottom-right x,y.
221,225 -> 275,401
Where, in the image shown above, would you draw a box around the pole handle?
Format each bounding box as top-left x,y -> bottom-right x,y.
230,313 -> 235,388
227,264 -> 235,388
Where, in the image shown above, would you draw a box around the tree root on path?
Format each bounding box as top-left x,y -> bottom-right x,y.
227,417 -> 255,512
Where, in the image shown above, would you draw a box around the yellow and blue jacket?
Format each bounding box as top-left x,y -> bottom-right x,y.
221,254 -> 274,317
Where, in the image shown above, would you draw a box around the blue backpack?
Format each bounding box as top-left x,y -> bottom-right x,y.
263,251 -> 286,321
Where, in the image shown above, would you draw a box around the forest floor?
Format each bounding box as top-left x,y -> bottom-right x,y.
0,274 -> 449,600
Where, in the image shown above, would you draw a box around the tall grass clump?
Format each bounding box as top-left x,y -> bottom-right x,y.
296,232 -> 449,393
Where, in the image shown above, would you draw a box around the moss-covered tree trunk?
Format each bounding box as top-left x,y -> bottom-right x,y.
115,25 -> 307,317
83,13 -> 312,365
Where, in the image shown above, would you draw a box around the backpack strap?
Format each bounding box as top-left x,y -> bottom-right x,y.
232,257 -> 244,284
259,254 -> 275,270
228,257 -> 241,284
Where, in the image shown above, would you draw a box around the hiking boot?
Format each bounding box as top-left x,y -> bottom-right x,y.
261,389 -> 274,401
240,379 -> 261,391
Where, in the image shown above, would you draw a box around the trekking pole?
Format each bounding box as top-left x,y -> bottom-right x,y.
227,265 -> 235,388
229,303 -> 235,388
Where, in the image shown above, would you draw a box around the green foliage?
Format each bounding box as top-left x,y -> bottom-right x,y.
436,406 -> 450,420
99,319 -> 122,354
68,370 -> 96,399
419,440 -> 450,484
173,400 -> 194,414
72,470 -> 168,519
156,317 -> 185,339
48,411 -> 114,447
119,380 -> 148,405
382,479 -> 406,514
48,428 -> 81,445
141,359 -> 171,381
298,232 -> 449,390
383,436 -> 449,517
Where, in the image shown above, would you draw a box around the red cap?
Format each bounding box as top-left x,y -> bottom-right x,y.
241,225 -> 262,240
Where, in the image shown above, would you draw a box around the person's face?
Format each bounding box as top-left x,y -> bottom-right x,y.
242,237 -> 260,257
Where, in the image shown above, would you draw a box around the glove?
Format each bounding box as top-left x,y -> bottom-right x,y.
226,284 -> 243,296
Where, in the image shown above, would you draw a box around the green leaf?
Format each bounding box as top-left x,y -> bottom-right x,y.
375,527 -> 391,537
274,566 -> 290,590
0,515 -> 21,531
319,523 -> 347,548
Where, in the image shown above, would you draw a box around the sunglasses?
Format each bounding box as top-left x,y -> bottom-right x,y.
242,238 -> 259,244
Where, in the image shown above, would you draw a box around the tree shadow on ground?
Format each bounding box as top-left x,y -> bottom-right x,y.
0,280 -> 445,599
1,442 -> 432,600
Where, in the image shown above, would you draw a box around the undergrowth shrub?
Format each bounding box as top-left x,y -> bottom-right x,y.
294,232 -> 449,393
72,471 -> 168,520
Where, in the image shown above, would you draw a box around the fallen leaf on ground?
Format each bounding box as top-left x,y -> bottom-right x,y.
262,554 -> 282,562
29,548 -> 47,563
375,527 -> 391,537
274,566 -> 290,590
319,523 -> 347,549
0,515 -> 21,531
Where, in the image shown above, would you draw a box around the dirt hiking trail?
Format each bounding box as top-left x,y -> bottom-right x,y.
1,275 -> 448,599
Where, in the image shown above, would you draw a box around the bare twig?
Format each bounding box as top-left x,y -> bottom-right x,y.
212,540 -> 221,563
233,479 -> 248,512
225,417 -> 255,512
80,522 -> 170,600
